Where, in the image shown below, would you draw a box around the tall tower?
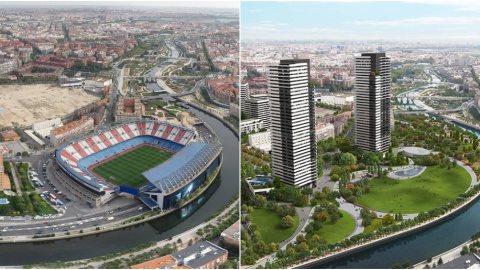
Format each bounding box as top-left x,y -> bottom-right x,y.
240,83 -> 250,105
354,53 -> 391,153
268,59 -> 317,187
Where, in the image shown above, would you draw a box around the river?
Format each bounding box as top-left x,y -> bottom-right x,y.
0,97 -> 239,266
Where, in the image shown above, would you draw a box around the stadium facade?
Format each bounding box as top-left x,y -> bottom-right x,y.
53,119 -> 222,210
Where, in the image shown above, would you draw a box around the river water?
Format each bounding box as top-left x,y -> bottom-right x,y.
0,85 -> 239,266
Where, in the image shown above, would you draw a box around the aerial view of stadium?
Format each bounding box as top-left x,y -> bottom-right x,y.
0,2 -> 239,268
54,120 -> 222,210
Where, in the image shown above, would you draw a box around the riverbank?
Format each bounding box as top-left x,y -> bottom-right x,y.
292,185 -> 480,269
413,239 -> 472,269
174,96 -> 239,137
15,198 -> 239,269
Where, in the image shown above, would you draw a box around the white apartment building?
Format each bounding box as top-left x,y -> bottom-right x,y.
320,93 -> 354,107
315,122 -> 335,142
32,118 -> 63,138
240,83 -> 250,104
240,118 -> 264,134
248,131 -> 271,152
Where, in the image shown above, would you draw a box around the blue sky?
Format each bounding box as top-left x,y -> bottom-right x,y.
241,1 -> 480,42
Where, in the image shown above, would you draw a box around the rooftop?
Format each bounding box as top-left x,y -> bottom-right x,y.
51,116 -> 93,136
0,130 -> 18,139
221,221 -> 240,241
170,241 -> 227,269
143,142 -> 221,194
130,255 -> 176,269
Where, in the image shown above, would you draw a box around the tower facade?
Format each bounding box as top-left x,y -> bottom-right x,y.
268,59 -> 317,187
354,53 -> 391,153
243,94 -> 270,129
240,83 -> 250,105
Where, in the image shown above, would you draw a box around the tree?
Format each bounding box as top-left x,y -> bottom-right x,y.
273,177 -> 284,189
330,213 -> 339,224
281,215 -> 295,228
326,204 -> 338,216
323,153 -> 333,163
331,174 -> 340,182
251,195 -> 266,208
382,213 -> 395,226
315,211 -> 328,222
294,194 -> 309,207
253,241 -> 269,257
296,234 -> 306,243
296,242 -> 309,252
438,257 -> 443,265
339,153 -> 357,166
330,165 -> 343,176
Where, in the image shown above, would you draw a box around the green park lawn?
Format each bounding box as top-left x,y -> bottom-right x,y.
356,165 -> 471,214
250,208 -> 300,244
306,210 -> 355,244
92,145 -> 173,188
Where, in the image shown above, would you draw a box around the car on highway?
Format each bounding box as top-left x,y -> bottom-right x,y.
43,222 -> 49,224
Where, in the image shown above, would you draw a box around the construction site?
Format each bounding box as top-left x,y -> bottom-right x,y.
0,84 -> 99,127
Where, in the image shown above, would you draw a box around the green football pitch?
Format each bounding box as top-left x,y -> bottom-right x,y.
91,145 -> 174,188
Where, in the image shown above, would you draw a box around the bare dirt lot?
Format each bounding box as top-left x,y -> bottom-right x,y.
0,84 -> 99,127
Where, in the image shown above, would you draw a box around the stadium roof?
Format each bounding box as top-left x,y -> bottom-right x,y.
143,142 -> 221,194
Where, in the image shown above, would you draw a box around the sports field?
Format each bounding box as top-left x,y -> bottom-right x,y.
355,165 -> 471,214
91,145 -> 174,188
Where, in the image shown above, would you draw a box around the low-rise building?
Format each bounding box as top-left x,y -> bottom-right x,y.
229,102 -> 240,118
205,76 -> 239,106
315,122 -> 335,142
0,153 -> 12,191
0,130 -> 19,141
59,75 -> 85,88
319,93 -> 354,107
248,131 -> 271,152
130,241 -> 228,269
115,97 -> 142,123
50,116 -> 94,147
240,118 -> 264,134
84,77 -> 112,95
32,118 -> 63,139
221,221 -> 240,247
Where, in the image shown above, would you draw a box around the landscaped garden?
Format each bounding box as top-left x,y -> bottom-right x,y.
250,208 -> 300,244
305,210 -> 355,244
355,165 -> 471,214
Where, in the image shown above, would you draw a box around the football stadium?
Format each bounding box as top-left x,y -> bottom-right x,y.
52,119 -> 222,210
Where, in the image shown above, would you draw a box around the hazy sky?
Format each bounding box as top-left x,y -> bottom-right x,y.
241,1 -> 480,43
0,1 -> 239,9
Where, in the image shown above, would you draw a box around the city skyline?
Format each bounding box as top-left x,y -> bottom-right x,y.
241,1 -> 480,42
0,1 -> 239,9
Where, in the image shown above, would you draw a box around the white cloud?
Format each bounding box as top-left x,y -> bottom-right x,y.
354,16 -> 480,26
